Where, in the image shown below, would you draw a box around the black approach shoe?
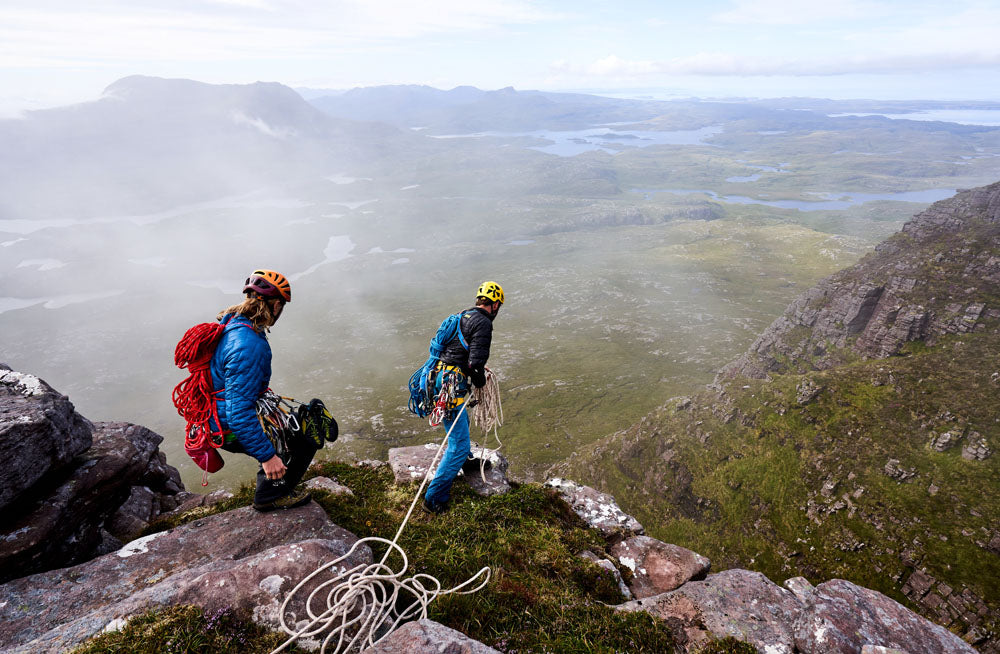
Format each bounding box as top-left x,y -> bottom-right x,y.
254,489 -> 312,513
461,457 -> 492,475
421,498 -> 447,515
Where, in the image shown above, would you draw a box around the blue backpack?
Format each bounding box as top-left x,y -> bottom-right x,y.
407,311 -> 469,417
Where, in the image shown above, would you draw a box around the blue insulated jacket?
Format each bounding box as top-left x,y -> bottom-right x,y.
209,314 -> 276,462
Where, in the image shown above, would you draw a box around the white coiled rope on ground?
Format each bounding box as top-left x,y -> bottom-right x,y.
268,369 -> 504,654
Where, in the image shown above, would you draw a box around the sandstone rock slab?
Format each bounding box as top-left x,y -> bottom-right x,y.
0,367 -> 92,511
0,420 -> 183,581
544,477 -> 644,535
793,579 -> 977,654
611,536 -> 710,599
619,569 -> 804,654
0,501 -> 368,652
360,619 -> 501,654
388,443 -> 510,496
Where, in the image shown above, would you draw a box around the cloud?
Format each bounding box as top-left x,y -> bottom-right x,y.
0,1 -> 559,68
713,0 -> 876,25
556,49 -> 1000,79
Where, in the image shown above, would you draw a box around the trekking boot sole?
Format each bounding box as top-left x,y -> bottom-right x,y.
254,492 -> 312,513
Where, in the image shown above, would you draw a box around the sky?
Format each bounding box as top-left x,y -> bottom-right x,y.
3,0 -> 1000,116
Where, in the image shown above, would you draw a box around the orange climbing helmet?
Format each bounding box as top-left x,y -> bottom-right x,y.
244,269 -> 291,303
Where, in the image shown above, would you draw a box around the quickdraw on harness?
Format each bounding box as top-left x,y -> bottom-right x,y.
408,311 -> 469,420
428,368 -> 463,427
172,317 -> 248,485
256,390 -> 340,462
256,390 -> 300,462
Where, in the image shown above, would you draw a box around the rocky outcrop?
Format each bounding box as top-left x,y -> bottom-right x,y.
388,443 -> 511,496
619,569 -> 805,654
901,568 -> 996,651
0,367 -> 192,582
0,365 -> 93,510
619,569 -> 977,654
544,477 -> 644,536
360,619 -> 501,654
794,578 -> 977,654
720,182 -> 1000,379
610,536 -> 710,599
0,502 -> 369,654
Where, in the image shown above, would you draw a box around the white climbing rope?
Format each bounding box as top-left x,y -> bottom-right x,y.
469,368 -> 503,483
268,373 -> 504,654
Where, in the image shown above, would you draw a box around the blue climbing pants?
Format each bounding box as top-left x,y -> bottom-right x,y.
424,367 -> 471,507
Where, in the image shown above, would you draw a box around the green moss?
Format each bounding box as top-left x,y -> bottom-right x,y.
69,606 -> 306,654
564,331 -> 1000,623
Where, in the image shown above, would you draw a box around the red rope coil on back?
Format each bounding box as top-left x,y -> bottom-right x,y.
172,321 -> 228,451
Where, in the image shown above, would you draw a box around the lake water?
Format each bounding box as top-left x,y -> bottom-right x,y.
829,109 -> 1000,127
634,187 -> 957,211
0,191 -> 314,235
0,290 -> 125,315
432,126 -> 723,156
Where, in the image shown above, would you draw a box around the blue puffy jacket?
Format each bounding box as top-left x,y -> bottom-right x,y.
209,313 -> 276,462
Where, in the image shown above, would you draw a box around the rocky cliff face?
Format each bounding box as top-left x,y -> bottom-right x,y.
0,364 -> 193,582
720,181 -> 1000,379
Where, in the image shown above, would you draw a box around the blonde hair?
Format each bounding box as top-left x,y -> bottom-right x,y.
217,295 -> 276,331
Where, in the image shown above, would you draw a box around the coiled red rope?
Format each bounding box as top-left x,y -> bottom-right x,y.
173,321 -> 228,451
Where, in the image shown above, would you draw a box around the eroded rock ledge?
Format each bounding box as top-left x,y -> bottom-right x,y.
720,181 -> 1000,380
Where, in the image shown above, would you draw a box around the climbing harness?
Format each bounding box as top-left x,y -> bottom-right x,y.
268,383 -> 498,654
428,366 -> 463,427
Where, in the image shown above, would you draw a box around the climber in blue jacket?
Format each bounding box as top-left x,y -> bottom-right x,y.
211,269 -> 316,512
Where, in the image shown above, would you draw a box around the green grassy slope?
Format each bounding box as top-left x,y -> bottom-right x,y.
72,464 -> 757,654
559,329 -> 1000,641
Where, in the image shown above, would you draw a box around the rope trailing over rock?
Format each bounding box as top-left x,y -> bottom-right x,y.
268,371 -> 504,653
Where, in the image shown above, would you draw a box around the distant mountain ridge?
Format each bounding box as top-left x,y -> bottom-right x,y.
0,76 -> 422,219
306,83 -> 668,132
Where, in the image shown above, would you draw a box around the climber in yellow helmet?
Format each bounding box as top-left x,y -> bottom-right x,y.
422,281 -> 504,514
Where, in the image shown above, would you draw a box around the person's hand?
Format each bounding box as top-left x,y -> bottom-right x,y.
470,368 -> 486,388
262,455 -> 287,481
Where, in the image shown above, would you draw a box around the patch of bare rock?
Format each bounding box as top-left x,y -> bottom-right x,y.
543,477 -> 978,654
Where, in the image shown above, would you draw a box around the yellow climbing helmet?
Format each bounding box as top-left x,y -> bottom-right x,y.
476,281 -> 504,305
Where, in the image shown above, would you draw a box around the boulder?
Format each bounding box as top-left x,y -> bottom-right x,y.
618,569 -> 804,654
0,366 -> 93,511
387,443 -> 511,496
579,550 -> 633,600
360,619 -> 501,654
543,477 -> 644,535
0,420 -> 188,581
306,475 -> 355,496
0,501 -> 370,654
793,579 -> 977,654
784,576 -> 817,603
610,536 -> 710,599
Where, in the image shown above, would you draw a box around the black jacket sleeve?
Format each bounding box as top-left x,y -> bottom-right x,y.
463,308 -> 493,372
